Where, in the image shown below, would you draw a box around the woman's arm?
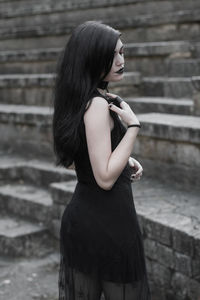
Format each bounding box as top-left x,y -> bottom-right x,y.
84,97 -> 139,190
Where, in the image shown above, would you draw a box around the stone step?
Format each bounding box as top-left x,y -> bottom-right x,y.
133,178 -> 200,299
126,97 -> 194,115
0,47 -> 60,74
50,180 -> 78,238
125,40 -> 193,57
138,112 -> 200,145
1,0 -> 200,20
0,97 -> 199,161
0,9 -> 199,50
167,59 -> 200,77
0,74 -> 55,106
0,213 -> 54,257
141,76 -> 195,98
0,252 -> 60,300
0,73 -> 196,104
0,72 -> 141,105
0,182 -> 53,223
1,41 -> 200,76
0,154 -> 76,187
134,113 -> 200,189
0,103 -> 54,159
50,176 -> 200,298
125,41 -> 200,76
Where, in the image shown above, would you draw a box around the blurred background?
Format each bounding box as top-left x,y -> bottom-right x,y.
0,0 -> 199,299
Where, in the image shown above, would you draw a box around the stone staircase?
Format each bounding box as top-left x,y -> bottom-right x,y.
0,0 -> 200,299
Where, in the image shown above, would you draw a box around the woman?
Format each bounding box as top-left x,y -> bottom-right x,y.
53,21 -> 151,300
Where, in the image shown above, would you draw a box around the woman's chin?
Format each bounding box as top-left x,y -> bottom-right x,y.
110,73 -> 124,82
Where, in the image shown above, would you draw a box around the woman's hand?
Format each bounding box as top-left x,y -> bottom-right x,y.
106,92 -> 140,126
128,157 -> 143,181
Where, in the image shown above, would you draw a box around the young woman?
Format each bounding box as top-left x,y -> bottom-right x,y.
53,21 -> 151,300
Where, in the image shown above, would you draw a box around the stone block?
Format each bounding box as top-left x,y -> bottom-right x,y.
0,74 -> 54,106
145,256 -> 154,276
1,41 -> 199,77
0,72 -> 139,105
124,41 -> 197,76
194,232 -> 200,260
0,10 -> 200,50
174,252 -> 192,277
0,48 -> 59,74
0,183 -> 53,223
21,161 -> 76,187
192,76 -> 200,116
138,157 -> 200,191
171,272 -> 189,298
143,238 -> 158,261
1,2 -> 200,32
151,261 -> 171,289
187,278 -> 200,299
125,41 -> 191,57
127,97 -> 194,115
148,283 -> 168,300
135,137 -> 200,170
0,215 -> 52,257
171,272 -> 200,299
172,229 -> 194,258
156,243 -> 175,269
0,104 -> 54,159
50,180 -> 77,205
1,0 -> 200,23
142,77 -> 194,98
134,113 -> 200,169
51,204 -> 65,220
167,59 -> 200,77
0,122 -> 54,160
142,216 -> 172,247
0,165 -> 20,181
51,219 -> 61,240
191,258 -> 200,282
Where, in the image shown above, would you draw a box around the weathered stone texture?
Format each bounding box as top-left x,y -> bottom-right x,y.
0,0 -> 200,299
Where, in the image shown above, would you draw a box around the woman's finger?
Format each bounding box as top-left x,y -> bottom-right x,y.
129,158 -> 135,168
107,93 -> 128,110
135,169 -> 143,177
108,103 -> 124,115
131,170 -> 143,178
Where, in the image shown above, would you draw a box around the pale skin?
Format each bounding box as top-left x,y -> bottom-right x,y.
69,38 -> 143,189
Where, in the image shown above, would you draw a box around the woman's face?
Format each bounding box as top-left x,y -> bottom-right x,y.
104,38 -> 124,82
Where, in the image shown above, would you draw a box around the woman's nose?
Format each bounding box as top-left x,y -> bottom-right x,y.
116,54 -> 124,66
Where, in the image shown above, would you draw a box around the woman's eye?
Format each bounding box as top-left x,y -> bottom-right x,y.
114,50 -> 124,56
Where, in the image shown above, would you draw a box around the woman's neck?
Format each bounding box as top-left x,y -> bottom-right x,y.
97,87 -> 107,97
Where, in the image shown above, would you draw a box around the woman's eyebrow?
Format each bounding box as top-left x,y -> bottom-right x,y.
114,45 -> 124,52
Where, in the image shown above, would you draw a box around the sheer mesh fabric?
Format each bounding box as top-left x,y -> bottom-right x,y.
59,261 -> 146,300
58,226 -> 151,300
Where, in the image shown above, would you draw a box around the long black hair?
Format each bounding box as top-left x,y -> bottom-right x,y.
52,21 -> 121,168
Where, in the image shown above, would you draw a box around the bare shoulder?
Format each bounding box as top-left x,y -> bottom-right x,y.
84,96 -> 109,119
85,96 -> 108,111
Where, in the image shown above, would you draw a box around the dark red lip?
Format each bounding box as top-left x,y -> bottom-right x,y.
115,67 -> 124,74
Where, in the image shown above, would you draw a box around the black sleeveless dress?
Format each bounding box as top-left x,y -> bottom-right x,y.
58,91 -> 151,300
